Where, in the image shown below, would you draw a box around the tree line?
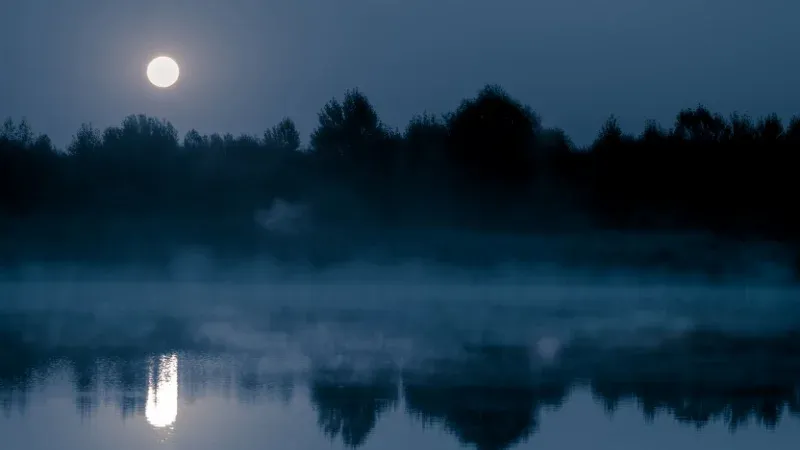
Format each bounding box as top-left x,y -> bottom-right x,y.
2,84 -> 799,239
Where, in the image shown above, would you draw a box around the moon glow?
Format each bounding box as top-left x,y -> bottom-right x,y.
145,353 -> 179,428
146,56 -> 180,88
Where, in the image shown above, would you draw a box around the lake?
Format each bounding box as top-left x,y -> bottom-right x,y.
2,266 -> 800,449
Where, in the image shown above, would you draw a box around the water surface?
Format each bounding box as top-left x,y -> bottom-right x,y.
2,268 -> 799,449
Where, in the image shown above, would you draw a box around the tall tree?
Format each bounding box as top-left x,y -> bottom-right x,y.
446,85 -> 540,188
264,117 -> 301,152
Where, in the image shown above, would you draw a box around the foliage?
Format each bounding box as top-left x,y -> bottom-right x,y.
2,85 -> 800,240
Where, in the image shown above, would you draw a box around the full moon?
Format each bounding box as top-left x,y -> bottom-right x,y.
147,56 -> 180,88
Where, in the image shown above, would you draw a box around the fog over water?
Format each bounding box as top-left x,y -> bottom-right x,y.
3,252 -> 800,450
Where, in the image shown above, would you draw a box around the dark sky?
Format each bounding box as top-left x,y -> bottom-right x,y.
2,0 -> 798,147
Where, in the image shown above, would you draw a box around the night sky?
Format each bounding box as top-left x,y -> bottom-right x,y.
3,0 -> 799,147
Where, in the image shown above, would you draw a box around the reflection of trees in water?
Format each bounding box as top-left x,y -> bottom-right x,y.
4,312 -> 800,445
0,330 -> 38,417
0,316 -> 66,417
106,357 -> 149,419
573,330 -> 800,430
1,345 -> 299,420
177,355 -> 297,406
71,356 -> 98,417
309,365 -> 399,448
235,357 -> 295,405
0,312 -> 298,419
404,344 -> 567,450
0,312 -> 186,419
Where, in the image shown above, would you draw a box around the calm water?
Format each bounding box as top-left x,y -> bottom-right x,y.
2,272 -> 800,450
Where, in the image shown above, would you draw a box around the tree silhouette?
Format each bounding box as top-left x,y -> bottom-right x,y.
757,113 -> 784,143
3,82 -> 800,259
264,117 -> 301,152
594,115 -> 626,149
728,113 -> 756,144
786,116 -> 800,143
310,89 -> 389,164
674,106 -> 729,143
446,85 -> 540,189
